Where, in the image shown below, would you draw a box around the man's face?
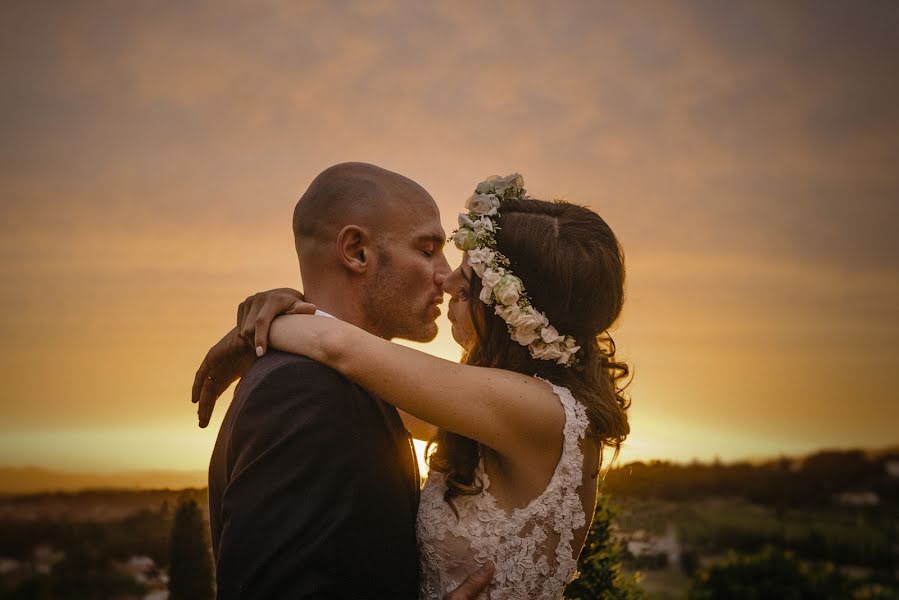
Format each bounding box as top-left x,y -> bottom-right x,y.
361,191 -> 451,341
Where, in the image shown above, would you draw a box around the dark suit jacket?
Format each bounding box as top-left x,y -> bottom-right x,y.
208,351 -> 420,599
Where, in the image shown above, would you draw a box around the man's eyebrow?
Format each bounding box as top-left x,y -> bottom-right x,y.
417,233 -> 446,248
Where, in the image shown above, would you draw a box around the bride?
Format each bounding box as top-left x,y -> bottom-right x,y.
197,173 -> 630,599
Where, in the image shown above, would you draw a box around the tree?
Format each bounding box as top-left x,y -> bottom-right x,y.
169,497 -> 214,600
687,546 -> 851,600
566,491 -> 646,600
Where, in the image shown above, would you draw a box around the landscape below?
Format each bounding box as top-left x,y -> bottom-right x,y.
0,448 -> 896,599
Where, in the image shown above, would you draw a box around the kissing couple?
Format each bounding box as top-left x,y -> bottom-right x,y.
192,162 -> 631,599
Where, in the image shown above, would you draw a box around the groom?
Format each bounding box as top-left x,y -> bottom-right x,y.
195,163 -> 491,599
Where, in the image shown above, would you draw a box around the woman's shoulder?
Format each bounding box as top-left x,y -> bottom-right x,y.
533,377 -> 590,437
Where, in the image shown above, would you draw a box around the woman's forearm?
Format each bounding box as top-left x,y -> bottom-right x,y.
265,313 -> 564,459
268,314 -> 344,367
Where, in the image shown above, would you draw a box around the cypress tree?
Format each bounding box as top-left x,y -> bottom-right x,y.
566,490 -> 646,599
169,497 -> 214,600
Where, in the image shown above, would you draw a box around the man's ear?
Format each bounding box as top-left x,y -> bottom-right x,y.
336,225 -> 371,273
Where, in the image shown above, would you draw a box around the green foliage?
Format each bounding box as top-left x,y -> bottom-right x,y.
687,545 -> 853,600
566,492 -> 646,600
604,450 -> 899,508
169,497 -> 214,600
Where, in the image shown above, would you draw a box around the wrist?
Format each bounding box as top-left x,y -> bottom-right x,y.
227,330 -> 257,375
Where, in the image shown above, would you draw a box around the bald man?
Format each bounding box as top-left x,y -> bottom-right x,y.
199,164 -> 489,599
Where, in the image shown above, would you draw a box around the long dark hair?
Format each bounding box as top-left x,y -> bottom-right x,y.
426,197 -> 631,510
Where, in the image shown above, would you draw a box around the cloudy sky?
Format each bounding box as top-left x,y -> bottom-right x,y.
1,1 -> 897,476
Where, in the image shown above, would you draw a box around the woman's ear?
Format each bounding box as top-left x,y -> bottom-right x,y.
336,225 -> 370,273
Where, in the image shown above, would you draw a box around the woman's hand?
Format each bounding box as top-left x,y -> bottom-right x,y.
192,288 -> 316,427
236,288 -> 316,355
192,327 -> 257,427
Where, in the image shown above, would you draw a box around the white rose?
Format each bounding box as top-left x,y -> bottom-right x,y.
492,274 -> 522,306
480,268 -> 502,289
510,306 -> 546,332
494,302 -> 523,324
465,193 -> 501,216
497,304 -> 545,345
529,341 -> 563,361
453,228 -> 478,251
461,213 -> 493,234
491,173 -> 524,197
477,268 -> 502,304
466,248 -> 496,277
557,340 -> 581,365
474,216 -> 495,233
540,325 -> 561,344
475,175 -> 500,194
510,316 -> 541,345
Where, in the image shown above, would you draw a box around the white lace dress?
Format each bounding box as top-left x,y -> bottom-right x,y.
416,381 -> 591,600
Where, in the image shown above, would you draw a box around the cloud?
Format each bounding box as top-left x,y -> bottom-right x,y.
1,1 -> 897,467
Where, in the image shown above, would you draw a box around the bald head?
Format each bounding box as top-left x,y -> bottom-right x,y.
292,162 -> 432,262
289,162 -> 448,339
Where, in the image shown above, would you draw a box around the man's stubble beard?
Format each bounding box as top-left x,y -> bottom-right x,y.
361,258 -> 438,343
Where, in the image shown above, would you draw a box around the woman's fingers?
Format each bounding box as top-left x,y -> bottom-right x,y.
254,300 -> 317,356
192,328 -> 253,427
191,360 -> 208,405
198,376 -> 226,428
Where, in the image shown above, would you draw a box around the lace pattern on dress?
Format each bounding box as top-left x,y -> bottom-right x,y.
416,380 -> 591,599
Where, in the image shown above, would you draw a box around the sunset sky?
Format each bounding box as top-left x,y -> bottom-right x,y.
1,1 -> 897,480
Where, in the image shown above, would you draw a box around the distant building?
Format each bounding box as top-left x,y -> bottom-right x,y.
835,491 -> 880,506
886,460 -> 899,478
32,544 -> 64,575
0,557 -> 24,576
116,555 -> 169,595
618,524 -> 681,567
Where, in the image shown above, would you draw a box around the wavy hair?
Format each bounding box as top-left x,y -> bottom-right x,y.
426,198 -> 631,512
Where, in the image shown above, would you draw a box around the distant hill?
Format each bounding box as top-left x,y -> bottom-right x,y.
0,466 -> 207,495
2,444 -> 895,495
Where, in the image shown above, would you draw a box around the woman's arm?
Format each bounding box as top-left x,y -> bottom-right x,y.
269,314 -> 565,459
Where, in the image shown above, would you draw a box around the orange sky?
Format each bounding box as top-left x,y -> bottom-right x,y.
1,1 -> 897,477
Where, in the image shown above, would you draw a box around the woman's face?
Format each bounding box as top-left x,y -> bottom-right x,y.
443,258 -> 477,350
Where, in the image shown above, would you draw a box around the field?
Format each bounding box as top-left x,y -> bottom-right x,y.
612,496 -> 897,598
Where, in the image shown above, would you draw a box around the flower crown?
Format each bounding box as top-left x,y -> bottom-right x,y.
450,173 -> 580,367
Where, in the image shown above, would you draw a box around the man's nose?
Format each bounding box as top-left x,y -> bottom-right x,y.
435,252 -> 451,287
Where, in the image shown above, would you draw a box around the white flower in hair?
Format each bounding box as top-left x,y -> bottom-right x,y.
476,216 -> 495,233
466,248 -> 496,277
529,341 -> 564,361
465,193 -> 502,216
458,213 -> 476,229
460,213 -> 493,233
450,173 -> 581,367
480,268 -> 503,299
493,274 -> 523,306
454,227 -> 479,251
504,305 -> 546,346
511,323 -> 542,346
476,173 -> 525,197
540,325 -> 561,344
